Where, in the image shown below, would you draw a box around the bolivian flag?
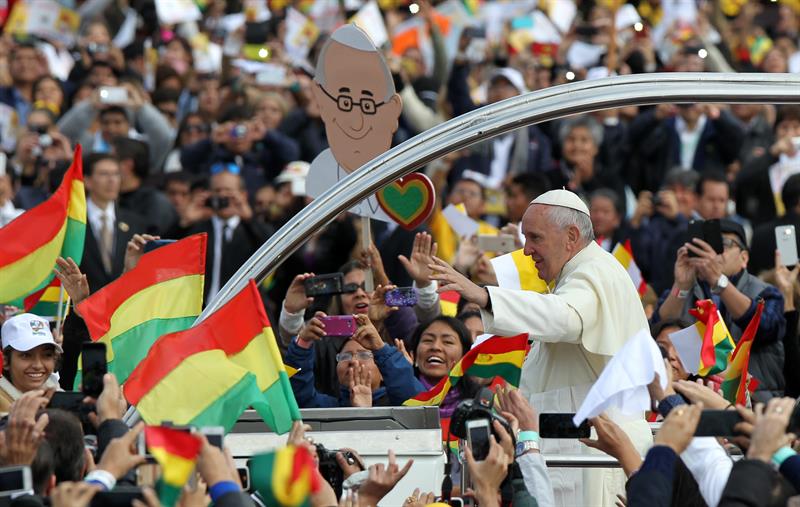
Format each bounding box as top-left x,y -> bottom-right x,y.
690,299 -> 736,376
440,290 -> 460,317
124,279 -> 301,433
404,334 -> 529,406
75,234 -> 206,386
611,240 -> 647,296
489,249 -> 548,292
145,426 -> 202,507
248,445 -> 321,507
24,278 -> 67,318
0,146 -> 85,306
722,300 -> 764,406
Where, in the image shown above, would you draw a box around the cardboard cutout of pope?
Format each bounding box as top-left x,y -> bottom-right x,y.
306,24 -> 403,222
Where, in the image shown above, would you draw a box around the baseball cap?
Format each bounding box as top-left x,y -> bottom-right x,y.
719,218 -> 747,250
275,161 -> 310,196
1,313 -> 62,353
488,67 -> 528,95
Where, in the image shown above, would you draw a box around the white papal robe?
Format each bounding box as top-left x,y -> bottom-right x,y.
480,241 -> 653,507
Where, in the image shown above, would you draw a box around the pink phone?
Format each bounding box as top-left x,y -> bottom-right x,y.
319,316 -> 356,337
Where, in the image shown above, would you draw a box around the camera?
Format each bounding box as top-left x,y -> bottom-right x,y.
449,387 -> 514,442
205,196 -> 230,210
315,443 -> 359,498
231,124 -> 248,139
87,42 -> 109,54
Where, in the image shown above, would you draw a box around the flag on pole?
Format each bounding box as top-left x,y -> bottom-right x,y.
0,146 -> 85,306
144,426 -> 202,507
124,280 -> 301,433
439,290 -> 460,316
404,334 -> 529,406
611,240 -> 647,296
489,249 -> 548,292
248,445 -> 321,507
690,299 -> 736,376
722,300 -> 764,405
75,234 -> 206,386
24,278 -> 68,318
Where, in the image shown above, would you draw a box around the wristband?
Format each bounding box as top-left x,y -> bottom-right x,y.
672,286 -> 690,299
772,446 -> 797,467
518,430 -> 539,443
84,469 -> 116,491
209,481 -> 240,502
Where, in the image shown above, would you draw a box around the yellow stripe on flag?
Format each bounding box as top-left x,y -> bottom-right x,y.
450,350 -> 527,377
98,275 -> 203,361
228,328 -> 280,391
150,448 -> 196,487
135,350 -> 248,424
67,180 -> 86,223
0,221 -> 67,301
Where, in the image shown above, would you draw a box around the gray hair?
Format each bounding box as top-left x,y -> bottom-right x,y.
547,205 -> 595,244
558,115 -> 604,147
314,24 -> 395,102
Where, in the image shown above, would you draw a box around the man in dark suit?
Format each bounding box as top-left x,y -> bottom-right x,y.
80,153 -> 148,293
177,168 -> 272,305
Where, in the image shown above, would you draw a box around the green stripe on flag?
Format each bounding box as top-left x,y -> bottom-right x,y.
188,374 -> 267,432
464,363 -> 523,386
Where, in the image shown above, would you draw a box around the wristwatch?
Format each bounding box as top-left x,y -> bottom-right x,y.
711,274 -> 730,294
515,440 -> 540,457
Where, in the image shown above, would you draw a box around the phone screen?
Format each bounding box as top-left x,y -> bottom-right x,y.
703,219 -> 724,254
539,413 -> 591,438
687,220 -> 704,257
0,467 -> 28,494
81,342 -> 107,398
48,391 -> 86,412
467,421 -> 491,461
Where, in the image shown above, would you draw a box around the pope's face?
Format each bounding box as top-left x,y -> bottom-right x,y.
521,204 -> 573,283
312,42 -> 402,172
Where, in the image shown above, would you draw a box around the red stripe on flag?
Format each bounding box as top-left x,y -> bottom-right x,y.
0,146 -> 83,266
77,234 -> 207,338
144,426 -> 202,460
124,280 -> 268,404
734,301 -> 764,405
690,300 -> 720,369
23,278 -> 59,311
440,291 -> 460,304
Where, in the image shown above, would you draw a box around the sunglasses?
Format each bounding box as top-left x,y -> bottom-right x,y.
210,162 -> 241,175
342,282 -> 367,293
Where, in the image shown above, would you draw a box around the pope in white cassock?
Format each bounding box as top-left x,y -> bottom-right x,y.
431,189 -> 652,507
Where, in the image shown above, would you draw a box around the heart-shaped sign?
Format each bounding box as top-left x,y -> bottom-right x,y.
376,173 -> 436,230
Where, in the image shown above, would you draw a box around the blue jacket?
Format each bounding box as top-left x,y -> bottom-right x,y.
286,339 -> 425,408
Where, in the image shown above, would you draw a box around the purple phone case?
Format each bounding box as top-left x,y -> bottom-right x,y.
385,287 -> 418,307
320,316 -> 356,336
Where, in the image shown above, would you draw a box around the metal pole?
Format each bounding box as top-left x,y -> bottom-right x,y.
200,72 -> 800,321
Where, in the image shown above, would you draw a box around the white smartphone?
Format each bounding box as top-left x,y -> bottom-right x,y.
0,466 -> 33,497
98,86 -> 129,104
775,225 -> 798,266
200,426 -> 225,449
477,234 -> 516,254
465,419 -> 491,461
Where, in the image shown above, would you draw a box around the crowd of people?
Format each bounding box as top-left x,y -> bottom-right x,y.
2,0 -> 800,505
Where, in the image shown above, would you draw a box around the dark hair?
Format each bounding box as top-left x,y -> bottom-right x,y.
175,112 -> 209,148
508,173 -> 550,201
32,76 -> 63,104
44,409 -> 85,483
452,177 -> 486,201
650,318 -> 693,339
98,105 -> 129,121
217,104 -> 253,124
456,310 -> 482,324
328,260 -> 367,316
111,137 -> 150,181
31,440 -> 54,495
10,42 -> 37,59
783,174 -> 800,212
156,64 -> 182,89
776,105 -> 800,128
409,316 -> 480,399
84,152 -> 118,178
696,171 -> 728,197
151,87 -> 181,106
589,188 -> 623,215
163,170 -> 194,189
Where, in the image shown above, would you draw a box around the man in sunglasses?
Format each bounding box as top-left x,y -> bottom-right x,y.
307,24 -> 403,222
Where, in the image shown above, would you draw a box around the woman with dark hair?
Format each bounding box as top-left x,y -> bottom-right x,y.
32,76 -> 65,118
163,112 -> 210,172
408,316 -> 480,417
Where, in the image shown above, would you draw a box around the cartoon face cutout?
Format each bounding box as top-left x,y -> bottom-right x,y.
312,27 -> 402,173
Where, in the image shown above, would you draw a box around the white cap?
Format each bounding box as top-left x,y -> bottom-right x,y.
488,67 -> 528,94
1,313 -> 62,353
274,161 -> 310,196
531,189 -> 590,216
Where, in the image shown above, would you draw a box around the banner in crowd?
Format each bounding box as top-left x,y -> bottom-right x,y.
490,248 -> 548,292
611,240 -> 647,296
404,333 -> 529,406
75,234 -> 207,386
248,445 -> 321,507
0,146 -> 85,307
3,0 -> 80,45
690,299 -> 736,376
124,280 -> 301,433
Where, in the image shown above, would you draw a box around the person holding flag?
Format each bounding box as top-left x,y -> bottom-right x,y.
655,218 -> 786,402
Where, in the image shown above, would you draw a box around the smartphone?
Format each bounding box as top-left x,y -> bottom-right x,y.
791,136 -> 800,153
205,196 -> 230,211
694,410 -> 744,437
539,413 -> 591,438
237,467 -> 250,491
0,466 -> 32,497
90,489 -> 145,507
98,86 -> 129,104
436,498 -> 464,507
81,342 -> 107,399
304,273 -> 344,297
200,426 -> 225,449
466,419 -> 491,461
385,287 -> 418,307
703,219 -> 724,254
776,225 -> 799,266
477,234 -> 516,254
143,239 -> 177,253
319,315 -> 356,337
48,391 -> 86,412
687,219 -> 704,257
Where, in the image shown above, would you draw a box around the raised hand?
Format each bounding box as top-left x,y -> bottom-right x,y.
747,397 -> 797,463
348,363 -> 373,408
358,450 -> 414,506
580,414 -> 642,477
369,284 -> 398,325
297,312 -> 327,346
123,234 -> 160,273
428,256 -> 488,307
353,314 -> 384,351
284,273 -> 316,314
0,389 -> 50,465
398,232 -> 438,288
55,256 -> 90,307
394,339 -> 413,364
